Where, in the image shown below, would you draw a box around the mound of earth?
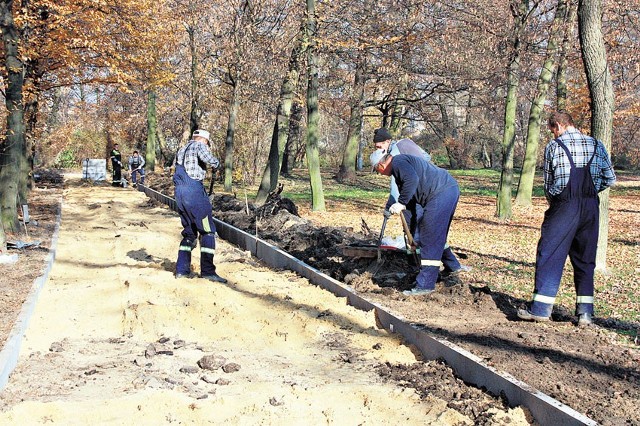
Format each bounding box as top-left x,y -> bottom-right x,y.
143,172 -> 638,426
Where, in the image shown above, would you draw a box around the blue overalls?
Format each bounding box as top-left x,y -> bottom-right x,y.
173,143 -> 218,276
410,206 -> 461,273
130,157 -> 145,185
414,184 -> 460,289
530,140 -> 599,317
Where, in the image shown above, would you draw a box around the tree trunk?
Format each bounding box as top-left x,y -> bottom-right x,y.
496,0 -> 529,220
515,0 -> 567,207
336,55 -> 366,183
157,125 -> 168,167
22,93 -> 38,198
146,90 -> 157,171
255,33 -> 303,204
187,25 -> 199,134
439,102 -> 459,168
0,0 -> 25,232
305,0 -> 325,211
281,101 -> 303,176
556,0 -> 577,110
223,82 -> 240,192
389,73 -> 408,135
578,0 -> 614,271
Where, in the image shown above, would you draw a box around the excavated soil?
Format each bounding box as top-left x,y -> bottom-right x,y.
147,172 -> 639,426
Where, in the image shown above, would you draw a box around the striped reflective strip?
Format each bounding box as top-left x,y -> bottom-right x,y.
201,247 -> 215,255
202,217 -> 211,233
532,293 -> 556,304
179,245 -> 193,252
576,296 -> 594,304
420,259 -> 442,267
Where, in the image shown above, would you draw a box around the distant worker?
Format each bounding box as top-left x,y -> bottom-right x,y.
110,143 -> 123,187
373,127 -> 469,276
173,129 -> 227,283
128,150 -> 146,187
370,150 -> 464,295
518,111 -> 616,326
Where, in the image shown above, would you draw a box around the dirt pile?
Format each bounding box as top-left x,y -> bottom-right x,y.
140,172 -> 639,426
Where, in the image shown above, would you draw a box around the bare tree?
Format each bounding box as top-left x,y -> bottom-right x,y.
578,0 -> 614,271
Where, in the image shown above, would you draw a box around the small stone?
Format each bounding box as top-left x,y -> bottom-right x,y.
198,354 -> 226,371
165,377 -> 182,385
158,337 -> 170,344
145,343 -> 157,358
269,397 -> 284,406
180,366 -> 200,374
215,378 -> 230,385
222,363 -> 241,373
173,339 -> 186,349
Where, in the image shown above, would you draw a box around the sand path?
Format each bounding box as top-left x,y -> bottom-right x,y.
0,181 -> 480,425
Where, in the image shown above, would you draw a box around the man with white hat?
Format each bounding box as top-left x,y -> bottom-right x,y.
373,127 -> 469,277
172,129 -> 227,283
370,149 -> 464,295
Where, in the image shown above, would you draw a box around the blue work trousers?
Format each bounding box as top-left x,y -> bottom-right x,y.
531,197 -> 598,317
415,185 -> 460,290
173,165 -> 217,276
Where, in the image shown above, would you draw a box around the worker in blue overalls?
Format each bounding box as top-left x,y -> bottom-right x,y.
373,127 -> 470,276
370,149 -> 462,296
173,129 -> 227,283
128,150 -> 145,187
518,111 -> 616,326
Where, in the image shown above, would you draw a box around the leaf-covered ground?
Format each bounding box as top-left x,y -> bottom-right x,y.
279,169 -> 640,326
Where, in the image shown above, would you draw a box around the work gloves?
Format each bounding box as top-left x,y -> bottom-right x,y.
389,203 -> 406,215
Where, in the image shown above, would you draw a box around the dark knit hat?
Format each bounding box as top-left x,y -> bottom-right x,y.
373,127 -> 392,143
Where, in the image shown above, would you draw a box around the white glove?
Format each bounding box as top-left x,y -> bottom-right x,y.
389,203 -> 406,215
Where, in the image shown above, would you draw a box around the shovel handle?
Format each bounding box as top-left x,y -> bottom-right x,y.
399,213 -> 415,248
377,215 -> 388,247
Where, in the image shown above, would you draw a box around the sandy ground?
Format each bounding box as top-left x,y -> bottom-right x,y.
0,181 -> 529,425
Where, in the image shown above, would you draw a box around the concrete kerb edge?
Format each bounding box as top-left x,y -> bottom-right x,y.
139,184 -> 597,426
0,195 -> 63,391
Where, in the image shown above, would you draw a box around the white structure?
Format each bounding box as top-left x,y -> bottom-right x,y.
81,159 -> 107,181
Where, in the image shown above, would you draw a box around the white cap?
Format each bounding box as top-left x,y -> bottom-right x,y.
192,129 -> 210,142
369,148 -> 388,171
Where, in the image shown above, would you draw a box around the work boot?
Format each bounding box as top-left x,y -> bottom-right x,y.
517,309 -> 550,322
578,312 -> 593,327
442,265 -> 473,276
201,273 -> 228,284
402,287 -> 434,296
175,272 -> 195,279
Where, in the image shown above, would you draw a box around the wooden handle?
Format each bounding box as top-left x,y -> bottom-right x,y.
399,213 -> 415,248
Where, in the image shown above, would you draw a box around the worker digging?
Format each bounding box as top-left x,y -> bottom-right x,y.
369,148 -> 467,296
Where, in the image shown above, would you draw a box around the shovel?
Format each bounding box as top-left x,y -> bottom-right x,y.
376,213 -> 390,263
399,212 -> 421,267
